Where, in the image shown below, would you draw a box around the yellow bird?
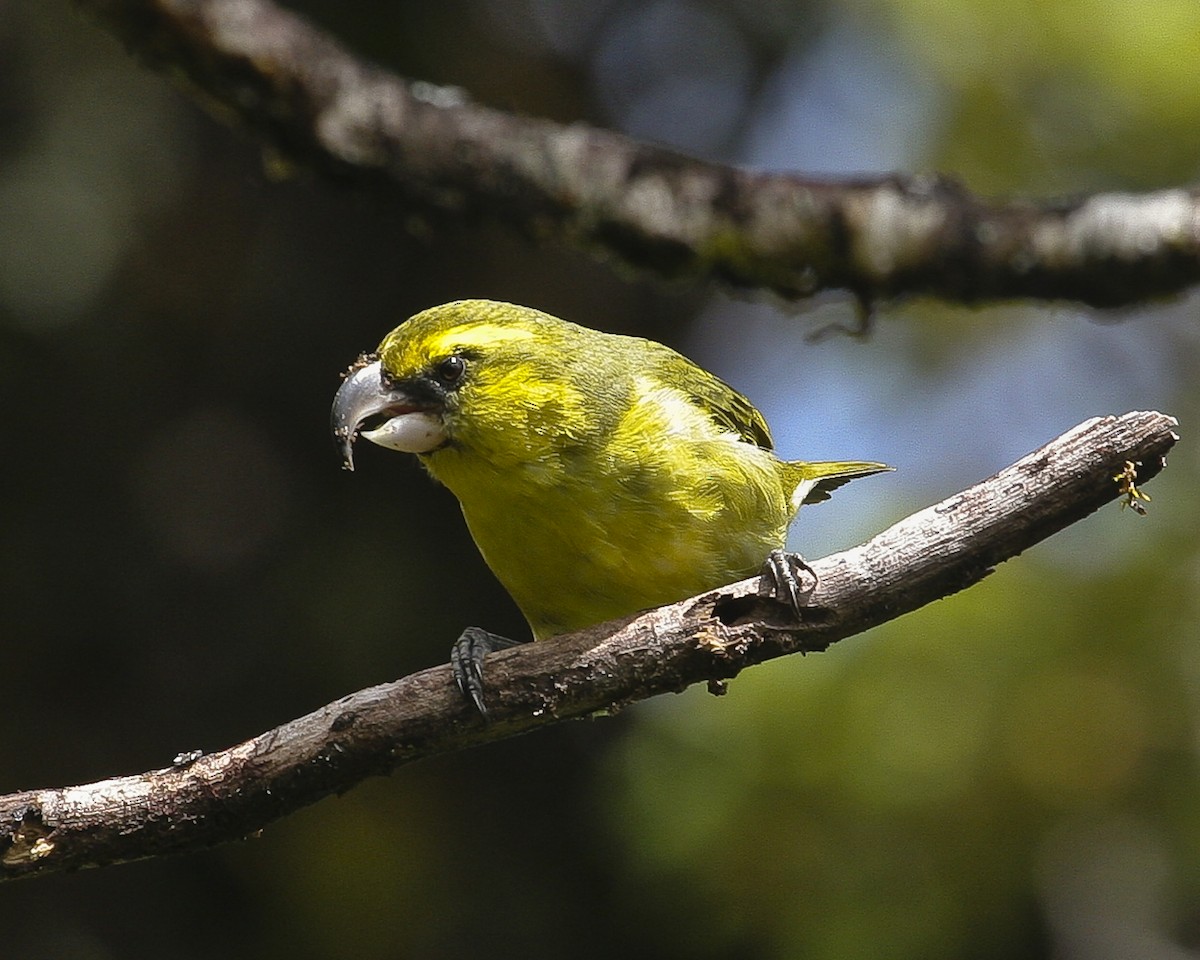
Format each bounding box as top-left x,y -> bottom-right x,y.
332,300 -> 889,713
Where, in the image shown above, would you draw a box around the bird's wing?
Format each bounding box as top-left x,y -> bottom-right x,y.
663,352 -> 775,450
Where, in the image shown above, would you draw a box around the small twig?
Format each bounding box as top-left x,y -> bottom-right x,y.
76,0 -> 1200,308
0,410 -> 1178,881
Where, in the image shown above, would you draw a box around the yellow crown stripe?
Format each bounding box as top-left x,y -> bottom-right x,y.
428,324 -> 537,354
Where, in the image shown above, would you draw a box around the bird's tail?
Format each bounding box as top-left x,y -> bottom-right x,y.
784,460 -> 892,510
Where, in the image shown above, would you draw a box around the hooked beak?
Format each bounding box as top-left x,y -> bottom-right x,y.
331,358 -> 446,470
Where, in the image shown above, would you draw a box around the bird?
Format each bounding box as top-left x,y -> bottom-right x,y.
331,299 -> 889,714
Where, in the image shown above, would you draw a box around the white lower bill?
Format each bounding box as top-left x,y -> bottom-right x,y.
362,412 -> 446,454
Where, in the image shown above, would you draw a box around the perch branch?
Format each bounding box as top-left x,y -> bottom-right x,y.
77,0 -> 1200,308
0,410 -> 1179,881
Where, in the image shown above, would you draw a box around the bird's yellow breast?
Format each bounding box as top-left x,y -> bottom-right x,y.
423,376 -> 795,639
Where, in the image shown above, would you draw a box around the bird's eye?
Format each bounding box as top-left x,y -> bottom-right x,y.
435,354 -> 467,386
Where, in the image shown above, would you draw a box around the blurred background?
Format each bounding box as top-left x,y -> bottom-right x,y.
1,0 -> 1199,957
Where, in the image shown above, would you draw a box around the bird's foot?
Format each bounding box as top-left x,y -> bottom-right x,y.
451,626 -> 524,718
758,549 -> 818,619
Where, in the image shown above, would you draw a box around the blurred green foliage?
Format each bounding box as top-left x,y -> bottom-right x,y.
1,1 -> 1198,958
871,0 -> 1200,191
606,552 -> 1198,959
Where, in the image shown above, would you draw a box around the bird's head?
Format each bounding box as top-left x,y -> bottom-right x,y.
332,300 -> 595,471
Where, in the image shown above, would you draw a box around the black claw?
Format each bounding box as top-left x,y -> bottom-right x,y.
758,549 -> 818,618
450,627 -> 523,717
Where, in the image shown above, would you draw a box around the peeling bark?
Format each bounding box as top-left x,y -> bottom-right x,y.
76,0 -> 1200,307
0,410 -> 1179,881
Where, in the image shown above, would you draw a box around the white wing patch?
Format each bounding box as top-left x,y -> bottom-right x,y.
627,376 -> 738,443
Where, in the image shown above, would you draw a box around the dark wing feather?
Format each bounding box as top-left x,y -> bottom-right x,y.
801,464 -> 893,504
803,475 -> 855,505
655,349 -> 774,449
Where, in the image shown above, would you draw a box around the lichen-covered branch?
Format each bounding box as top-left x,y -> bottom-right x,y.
0,410 -> 1178,882
76,0 -> 1200,308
